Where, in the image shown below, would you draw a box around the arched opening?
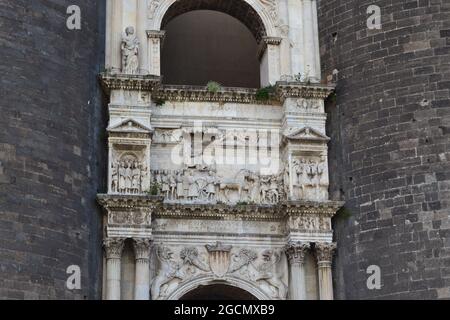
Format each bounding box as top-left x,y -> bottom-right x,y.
160,0 -> 268,88
180,284 -> 258,300
161,11 -> 260,88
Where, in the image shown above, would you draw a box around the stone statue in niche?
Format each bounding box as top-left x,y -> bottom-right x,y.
121,26 -> 139,74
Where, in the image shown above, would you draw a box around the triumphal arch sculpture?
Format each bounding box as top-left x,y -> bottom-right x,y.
98,0 -> 343,300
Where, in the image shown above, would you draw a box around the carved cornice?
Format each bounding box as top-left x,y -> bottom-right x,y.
103,238 -> 125,259
152,85 -> 279,105
156,203 -> 286,221
99,73 -> 161,92
284,201 -> 345,218
133,238 -> 152,261
97,194 -> 164,211
276,82 -> 335,101
285,241 -> 310,265
315,242 -> 337,266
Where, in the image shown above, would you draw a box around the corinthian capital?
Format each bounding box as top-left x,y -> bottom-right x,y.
315,242 -> 337,265
132,238 -> 152,262
285,241 -> 310,265
103,238 -> 125,259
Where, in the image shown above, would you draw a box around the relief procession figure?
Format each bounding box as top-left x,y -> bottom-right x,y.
121,26 -> 140,74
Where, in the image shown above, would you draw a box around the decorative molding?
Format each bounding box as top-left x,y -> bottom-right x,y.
284,201 -> 344,218
156,203 -> 286,221
153,85 -> 279,105
276,82 -> 335,101
99,73 -> 161,92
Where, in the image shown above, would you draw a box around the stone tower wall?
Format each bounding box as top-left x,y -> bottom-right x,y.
318,0 -> 450,299
0,0 -> 106,299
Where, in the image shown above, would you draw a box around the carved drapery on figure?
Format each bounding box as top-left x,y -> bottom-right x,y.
121,26 -> 140,74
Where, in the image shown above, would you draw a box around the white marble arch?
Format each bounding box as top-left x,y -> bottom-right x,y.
149,0 -> 279,38
167,274 -> 272,300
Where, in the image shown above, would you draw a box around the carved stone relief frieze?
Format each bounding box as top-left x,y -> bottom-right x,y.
111,150 -> 149,195
151,167 -> 286,205
288,155 -> 329,201
150,243 -> 288,300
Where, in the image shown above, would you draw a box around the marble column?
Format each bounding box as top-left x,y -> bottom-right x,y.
315,242 -> 337,300
133,238 -> 152,300
103,238 -> 125,300
285,242 -> 310,300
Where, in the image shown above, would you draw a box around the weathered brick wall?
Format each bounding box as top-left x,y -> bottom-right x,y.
318,0 -> 450,299
0,1 -> 106,299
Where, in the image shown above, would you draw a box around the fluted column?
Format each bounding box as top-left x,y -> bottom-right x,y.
315,242 -> 337,300
103,238 -> 125,300
285,242 -> 310,300
133,238 -> 152,300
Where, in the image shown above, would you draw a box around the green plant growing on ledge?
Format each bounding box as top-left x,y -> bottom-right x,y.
146,183 -> 161,196
153,98 -> 166,106
206,81 -> 222,93
329,92 -> 337,104
256,85 -> 275,101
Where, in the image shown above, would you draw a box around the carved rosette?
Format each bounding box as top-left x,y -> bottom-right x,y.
133,238 -> 152,262
285,242 -> 310,265
315,242 -> 337,267
103,238 -> 125,260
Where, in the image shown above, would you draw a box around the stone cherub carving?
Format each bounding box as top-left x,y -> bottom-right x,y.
121,26 -> 140,74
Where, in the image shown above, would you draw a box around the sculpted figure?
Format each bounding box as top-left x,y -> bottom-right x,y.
229,249 -> 258,274
187,171 -> 199,201
121,26 -> 139,74
131,161 -> 141,194
206,171 -> 217,201
180,247 -> 210,272
111,162 -> 118,193
255,250 -> 287,299
119,161 -> 126,193
168,172 -> 177,200
151,246 -> 183,300
161,171 -> 170,199
176,171 -> 184,200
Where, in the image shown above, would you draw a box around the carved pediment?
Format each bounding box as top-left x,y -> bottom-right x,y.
284,127 -> 330,142
108,118 -> 154,134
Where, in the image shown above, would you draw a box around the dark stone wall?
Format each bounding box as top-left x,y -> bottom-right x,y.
318,0 -> 450,299
0,0 -> 106,299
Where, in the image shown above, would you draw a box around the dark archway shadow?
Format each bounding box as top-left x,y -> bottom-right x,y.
180,284 -> 259,300
161,10 -> 261,88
